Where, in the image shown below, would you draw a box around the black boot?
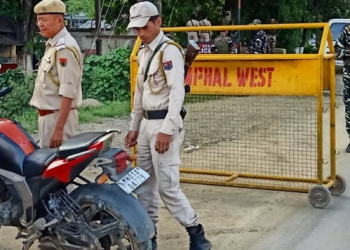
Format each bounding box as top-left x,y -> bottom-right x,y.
186,224 -> 212,250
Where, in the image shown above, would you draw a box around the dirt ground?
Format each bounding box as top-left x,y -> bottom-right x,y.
0,90 -> 344,250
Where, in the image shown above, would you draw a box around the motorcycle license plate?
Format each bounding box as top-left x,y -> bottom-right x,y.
116,167 -> 150,194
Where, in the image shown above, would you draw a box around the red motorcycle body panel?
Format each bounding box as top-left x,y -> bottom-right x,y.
0,119 -> 36,155
42,140 -> 104,183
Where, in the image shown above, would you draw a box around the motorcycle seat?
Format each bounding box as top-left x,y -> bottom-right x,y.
23,148 -> 57,178
57,132 -> 108,159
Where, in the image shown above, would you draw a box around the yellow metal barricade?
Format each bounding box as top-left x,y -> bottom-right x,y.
130,23 -> 344,208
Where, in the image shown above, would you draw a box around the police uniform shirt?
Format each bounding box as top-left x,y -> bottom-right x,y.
130,31 -> 185,135
187,19 -> 199,27
30,27 -> 83,110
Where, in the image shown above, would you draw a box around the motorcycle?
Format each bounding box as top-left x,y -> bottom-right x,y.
0,86 -> 154,250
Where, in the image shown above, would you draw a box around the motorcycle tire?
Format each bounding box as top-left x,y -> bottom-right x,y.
69,183 -> 153,250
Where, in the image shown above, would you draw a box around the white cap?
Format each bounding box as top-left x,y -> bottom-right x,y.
127,1 -> 159,29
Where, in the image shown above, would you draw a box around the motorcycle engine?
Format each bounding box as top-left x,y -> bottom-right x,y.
0,178 -> 12,226
0,179 -> 10,203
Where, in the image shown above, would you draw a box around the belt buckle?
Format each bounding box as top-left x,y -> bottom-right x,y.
144,111 -> 149,119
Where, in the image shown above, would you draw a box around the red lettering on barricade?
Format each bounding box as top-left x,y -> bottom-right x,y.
213,68 -> 222,86
204,67 -> 213,86
223,68 -> 231,87
237,67 -> 275,87
266,67 -> 274,87
185,67 -> 192,85
237,68 -> 249,87
186,66 -> 273,88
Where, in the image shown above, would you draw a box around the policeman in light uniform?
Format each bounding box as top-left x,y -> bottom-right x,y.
198,16 -> 212,42
186,14 -> 200,42
30,0 -> 83,149
124,2 -> 211,250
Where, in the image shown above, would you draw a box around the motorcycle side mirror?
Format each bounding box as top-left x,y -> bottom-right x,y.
0,87 -> 12,98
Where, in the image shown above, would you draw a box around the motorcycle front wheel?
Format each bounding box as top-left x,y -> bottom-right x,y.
69,183 -> 153,250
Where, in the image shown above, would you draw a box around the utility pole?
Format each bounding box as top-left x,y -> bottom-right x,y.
237,0 -> 241,54
95,0 -> 102,55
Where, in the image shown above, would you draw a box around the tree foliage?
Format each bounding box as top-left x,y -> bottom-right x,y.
65,0 -> 95,18
7,0 -> 350,57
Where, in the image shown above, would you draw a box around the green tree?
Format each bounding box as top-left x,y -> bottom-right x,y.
66,0 -> 95,18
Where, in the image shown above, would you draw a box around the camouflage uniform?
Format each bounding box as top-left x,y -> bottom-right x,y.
266,19 -> 278,54
211,33 -> 234,54
246,30 -> 267,54
335,24 -> 350,151
222,11 -> 233,37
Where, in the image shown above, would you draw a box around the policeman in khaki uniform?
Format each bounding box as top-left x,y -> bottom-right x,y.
124,2 -> 211,250
186,14 -> 200,42
198,16 -> 212,42
30,0 -> 83,150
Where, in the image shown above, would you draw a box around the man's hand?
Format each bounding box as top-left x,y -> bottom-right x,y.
50,127 -> 64,148
155,132 -> 172,154
125,131 -> 139,149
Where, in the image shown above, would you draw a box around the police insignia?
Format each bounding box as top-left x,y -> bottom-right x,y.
162,60 -> 173,71
59,58 -> 67,67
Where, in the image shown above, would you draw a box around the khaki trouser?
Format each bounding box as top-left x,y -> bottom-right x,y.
188,32 -> 199,42
137,119 -> 199,227
38,109 -> 79,149
199,32 -> 210,42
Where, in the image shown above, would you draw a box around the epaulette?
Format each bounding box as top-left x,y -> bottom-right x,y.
48,38 -> 80,87
55,38 -> 66,51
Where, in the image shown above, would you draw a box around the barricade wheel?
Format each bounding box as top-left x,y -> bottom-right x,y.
308,185 -> 331,209
327,175 -> 346,196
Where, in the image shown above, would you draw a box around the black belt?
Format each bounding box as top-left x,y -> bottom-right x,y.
144,110 -> 168,120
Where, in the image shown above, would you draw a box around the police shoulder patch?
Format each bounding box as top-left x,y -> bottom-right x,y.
163,60 -> 173,71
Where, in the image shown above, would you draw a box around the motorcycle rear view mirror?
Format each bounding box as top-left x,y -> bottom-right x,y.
0,87 -> 13,98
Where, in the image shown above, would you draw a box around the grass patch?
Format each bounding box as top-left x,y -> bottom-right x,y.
79,101 -> 131,123
12,101 -> 131,134
14,109 -> 38,134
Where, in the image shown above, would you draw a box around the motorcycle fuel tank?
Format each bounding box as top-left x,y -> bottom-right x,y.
0,119 -> 39,175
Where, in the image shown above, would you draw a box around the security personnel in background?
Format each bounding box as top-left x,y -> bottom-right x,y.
246,19 -> 267,54
266,18 -> 278,54
124,1 -> 212,250
211,30 -> 234,54
222,11 -> 234,37
335,24 -> 350,153
30,0 -> 83,150
186,14 -> 200,42
199,16 -> 212,42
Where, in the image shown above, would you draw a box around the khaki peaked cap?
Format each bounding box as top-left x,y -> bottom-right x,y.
34,0 -> 66,15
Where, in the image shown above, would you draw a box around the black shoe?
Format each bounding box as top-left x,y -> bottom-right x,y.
186,224 -> 212,250
346,143 -> 350,153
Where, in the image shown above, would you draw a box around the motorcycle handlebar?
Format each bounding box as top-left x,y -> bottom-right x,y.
0,87 -> 12,98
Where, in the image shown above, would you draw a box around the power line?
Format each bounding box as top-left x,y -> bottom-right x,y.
102,1 -> 126,54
